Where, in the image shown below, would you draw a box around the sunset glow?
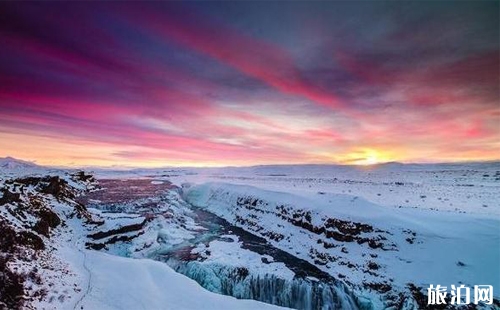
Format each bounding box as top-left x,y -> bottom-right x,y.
0,2 -> 498,167
355,150 -> 382,166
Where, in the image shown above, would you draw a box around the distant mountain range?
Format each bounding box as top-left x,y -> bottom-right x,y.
0,156 -> 40,169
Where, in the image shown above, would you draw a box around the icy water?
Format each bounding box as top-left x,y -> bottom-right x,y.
157,206 -> 333,280
86,179 -> 365,310
157,207 -> 364,310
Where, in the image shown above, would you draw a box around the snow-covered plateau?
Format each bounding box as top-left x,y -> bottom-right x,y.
1,157 -> 499,309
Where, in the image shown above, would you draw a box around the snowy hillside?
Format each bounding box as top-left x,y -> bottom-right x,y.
0,156 -> 39,170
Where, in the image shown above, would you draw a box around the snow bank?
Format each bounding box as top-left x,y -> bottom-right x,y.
76,250 -> 287,310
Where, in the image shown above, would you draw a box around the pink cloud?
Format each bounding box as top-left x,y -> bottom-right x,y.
121,5 -> 347,111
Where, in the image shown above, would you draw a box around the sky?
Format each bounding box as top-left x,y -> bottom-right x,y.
0,1 -> 499,167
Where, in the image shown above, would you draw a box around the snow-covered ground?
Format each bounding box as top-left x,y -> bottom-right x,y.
0,164 -> 285,310
184,182 -> 500,292
94,162 -> 500,306
2,158 -> 499,309
56,245 -> 286,310
93,162 -> 500,216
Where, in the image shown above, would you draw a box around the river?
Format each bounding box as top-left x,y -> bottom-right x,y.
83,178 -> 366,310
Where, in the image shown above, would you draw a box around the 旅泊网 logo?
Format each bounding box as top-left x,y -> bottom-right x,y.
427,284 -> 493,305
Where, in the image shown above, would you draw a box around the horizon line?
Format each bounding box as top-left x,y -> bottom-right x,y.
2,156 -> 499,171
